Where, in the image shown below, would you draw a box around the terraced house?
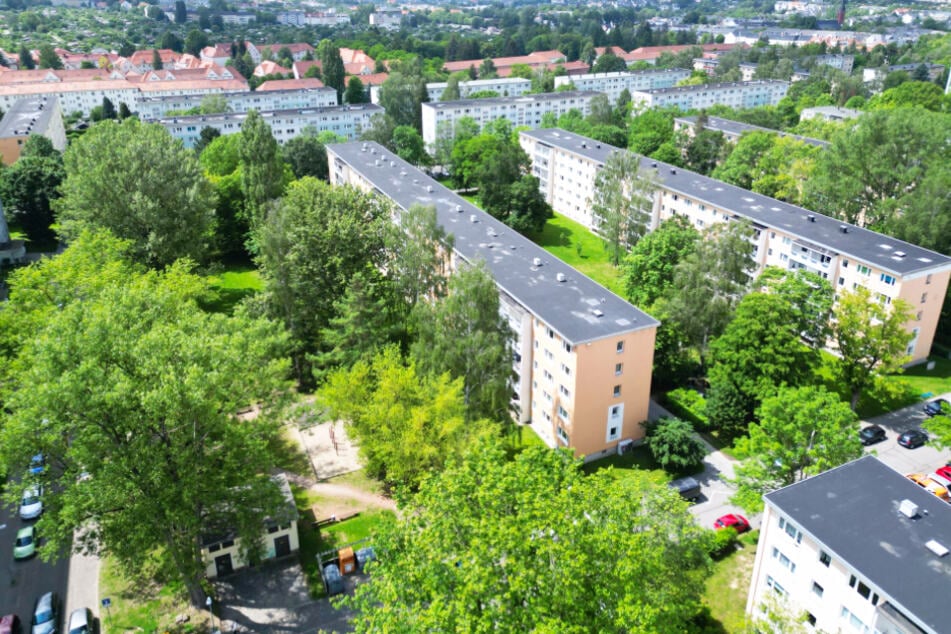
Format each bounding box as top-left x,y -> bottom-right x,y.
519,128 -> 951,364
327,141 -> 659,461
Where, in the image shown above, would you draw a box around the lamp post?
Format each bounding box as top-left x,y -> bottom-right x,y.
206,596 -> 218,634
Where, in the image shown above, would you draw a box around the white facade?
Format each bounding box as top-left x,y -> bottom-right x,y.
369,11 -> 403,30
421,91 -> 599,147
160,104 -> 382,148
136,87 -> 338,119
370,77 -> 533,105
553,69 -> 692,103
629,80 -> 789,111
519,128 -> 951,363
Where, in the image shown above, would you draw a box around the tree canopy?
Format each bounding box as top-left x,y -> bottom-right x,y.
622,214 -> 699,309
591,151 -> 657,265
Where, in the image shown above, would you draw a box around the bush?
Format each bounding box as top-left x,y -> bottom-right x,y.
644,416 -> 707,473
664,388 -> 709,430
709,527 -> 738,560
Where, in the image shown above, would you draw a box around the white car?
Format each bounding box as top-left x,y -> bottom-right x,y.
20,486 -> 43,520
67,608 -> 92,634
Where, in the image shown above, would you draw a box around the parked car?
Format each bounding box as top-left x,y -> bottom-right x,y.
898,429 -> 929,449
19,486 -> 43,520
935,466 -> 951,482
859,425 -> 887,446
14,526 -> 36,560
668,476 -> 702,502
714,514 -> 751,533
31,592 -> 57,634
29,454 -> 45,475
0,614 -> 22,634
66,609 -> 91,634
906,473 -> 950,501
924,398 -> 949,417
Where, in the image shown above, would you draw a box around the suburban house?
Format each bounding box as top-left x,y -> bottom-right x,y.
201,473 -> 299,579
518,128 -> 951,364
747,456 -> 951,634
328,141 -> 659,461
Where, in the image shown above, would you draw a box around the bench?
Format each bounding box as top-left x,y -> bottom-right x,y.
312,510 -> 360,529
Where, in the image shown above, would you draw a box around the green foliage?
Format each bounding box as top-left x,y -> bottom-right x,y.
592,151 -> 657,265
832,287 -> 914,410
411,262 -> 515,424
387,203 -> 452,308
709,525 -> 738,560
55,118 -> 215,268
37,43 -> 63,69
0,138 -> 64,243
663,388 -> 709,430
629,108 -> 675,156
592,51 -> 628,73
201,132 -> 243,177
644,417 -> 707,473
343,438 -> 713,633
379,66 -> 428,130
756,267 -> 834,347
622,214 -> 699,308
254,178 -> 390,386
683,128 -> 727,175
321,346 -> 488,490
239,110 -> 286,233
317,40 -> 345,100
391,125 -> 430,166
731,387 -> 861,513
344,76 -> 368,104
281,127 -> 335,181
0,246 -> 292,606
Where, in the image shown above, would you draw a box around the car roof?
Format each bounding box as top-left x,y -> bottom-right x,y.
35,592 -> 53,610
68,609 -> 88,628
17,526 -> 33,536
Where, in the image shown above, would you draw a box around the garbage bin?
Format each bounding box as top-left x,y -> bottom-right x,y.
338,547 -> 356,575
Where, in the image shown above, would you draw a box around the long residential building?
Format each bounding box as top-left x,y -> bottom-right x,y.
369,77 -> 533,105
136,86 -> 338,119
159,104 -> 382,148
0,66 -> 248,117
327,141 -> 659,461
673,115 -> 829,147
630,80 -> 789,111
748,456 -> 951,634
0,96 -> 66,165
553,68 -> 692,103
519,128 -> 951,363
421,91 -> 600,147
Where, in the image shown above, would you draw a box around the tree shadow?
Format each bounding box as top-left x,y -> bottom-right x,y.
533,223 -> 572,249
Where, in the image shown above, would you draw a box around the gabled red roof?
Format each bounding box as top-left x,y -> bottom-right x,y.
257,77 -> 326,91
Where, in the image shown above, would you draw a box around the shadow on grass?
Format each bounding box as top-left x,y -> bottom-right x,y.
293,500 -> 326,598
269,425 -> 312,476
201,285 -> 257,315
533,223 -> 573,249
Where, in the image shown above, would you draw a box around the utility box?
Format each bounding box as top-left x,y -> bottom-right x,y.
338,547 -> 356,575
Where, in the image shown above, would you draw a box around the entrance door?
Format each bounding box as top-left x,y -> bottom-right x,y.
274,534 -> 291,558
215,553 -> 234,577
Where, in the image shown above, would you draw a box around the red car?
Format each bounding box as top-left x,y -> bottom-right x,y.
935,466 -> 951,483
0,615 -> 21,634
714,514 -> 751,533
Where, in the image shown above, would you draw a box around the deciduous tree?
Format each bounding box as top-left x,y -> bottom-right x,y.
37,44 -> 62,70
239,110 -> 286,232
622,214 -> 699,308
386,203 -> 453,308
391,125 -> 430,166
344,76 -> 368,104
592,150 -> 658,265
731,386 -> 861,512
343,438 -> 713,633
317,40 -> 345,100
55,119 -> 215,267
0,136 -> 64,243
645,417 -> 707,472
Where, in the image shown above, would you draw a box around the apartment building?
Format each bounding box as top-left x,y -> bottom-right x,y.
0,96 -> 67,165
159,104 -> 382,148
421,91 -> 600,147
748,456 -> 951,634
673,115 -> 829,147
136,86 -> 337,119
553,68 -> 692,103
629,80 -> 789,111
442,50 -> 590,77
369,77 -> 532,105
519,128 -> 951,363
369,10 -> 403,30
327,141 -> 659,461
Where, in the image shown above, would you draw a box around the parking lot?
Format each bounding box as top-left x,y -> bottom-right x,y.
861,391 -> 951,477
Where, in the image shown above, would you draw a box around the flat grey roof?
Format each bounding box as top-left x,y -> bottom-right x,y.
674,115 -> 829,147
328,141 -> 658,344
0,95 -> 58,138
521,128 -> 950,276
567,68 -> 691,80
158,103 -> 382,125
422,90 -> 601,110
633,79 -> 788,95
766,456 -> 951,634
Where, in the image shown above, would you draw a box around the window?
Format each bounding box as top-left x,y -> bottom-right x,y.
779,517 -> 802,544
563,341 -> 572,353
544,349 -> 554,361
608,426 -> 618,439
772,547 -> 796,573
611,405 -> 621,417
561,363 -> 571,376
812,582 -> 824,597
559,385 -> 571,398
917,311 -> 923,321
921,293 -> 928,304
557,405 -> 569,421
838,277 -> 845,286
616,341 -> 625,353
857,264 -> 871,276
880,273 -> 896,285
615,363 -> 623,376
613,385 -> 621,397
819,551 -> 831,567
840,607 -> 869,633
557,426 -> 568,444
548,327 -> 555,339
807,613 -> 816,626
926,273 -> 932,284
765,575 -> 786,597
843,260 -> 849,268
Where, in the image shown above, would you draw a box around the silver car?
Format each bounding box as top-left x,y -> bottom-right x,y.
31,592 -> 57,634
20,486 -> 43,521
66,609 -> 90,634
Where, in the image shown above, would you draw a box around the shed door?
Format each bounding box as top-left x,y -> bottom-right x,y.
274,534 -> 291,558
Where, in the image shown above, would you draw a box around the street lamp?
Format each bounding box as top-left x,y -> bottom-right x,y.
206,596 -> 218,634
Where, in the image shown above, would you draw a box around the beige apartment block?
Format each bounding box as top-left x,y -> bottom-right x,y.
520,128 -> 951,364
748,456 -> 950,634
0,95 -> 66,165
327,141 -> 659,461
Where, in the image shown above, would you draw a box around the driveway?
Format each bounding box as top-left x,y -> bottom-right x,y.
861,391 -> 951,476
214,559 -> 359,634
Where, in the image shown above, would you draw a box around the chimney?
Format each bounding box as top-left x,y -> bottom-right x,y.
839,225 -> 848,233
807,215 -> 816,222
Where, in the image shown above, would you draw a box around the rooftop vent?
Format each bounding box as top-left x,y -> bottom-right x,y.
390,161 -> 395,167
899,499 -> 919,519
894,251 -> 906,258
400,170 -> 407,177
651,162 -> 657,168
670,168 -> 677,175
839,225 -> 848,233
426,185 -> 433,193
370,147 -> 375,154
469,214 -> 478,223
590,308 -> 604,317
926,540 -> 949,557
807,214 -> 816,222
374,159 -> 380,167
556,272 -> 567,282
455,204 -> 463,212
532,257 -> 542,267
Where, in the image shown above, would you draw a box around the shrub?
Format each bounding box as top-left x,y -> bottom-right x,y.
709,527 -> 738,560
664,388 -> 709,430
644,416 -> 707,473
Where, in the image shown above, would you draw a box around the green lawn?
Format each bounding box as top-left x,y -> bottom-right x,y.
581,444 -> 668,484
532,213 -> 625,295
702,531 -> 759,633
203,266 -> 263,314
98,556 -> 206,633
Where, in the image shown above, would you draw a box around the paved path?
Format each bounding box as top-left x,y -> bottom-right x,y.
65,546 -> 101,620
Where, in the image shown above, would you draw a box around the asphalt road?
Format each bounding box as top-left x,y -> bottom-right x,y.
861,391 -> 951,476
0,491 -> 69,627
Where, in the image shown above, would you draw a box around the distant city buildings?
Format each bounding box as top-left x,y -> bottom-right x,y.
519,128 -> 950,364
328,141 -> 659,461
553,69 -> 692,103
799,105 -> 862,121
421,91 -> 600,147
369,10 -> 404,30
629,80 -> 789,110
442,50 -> 590,77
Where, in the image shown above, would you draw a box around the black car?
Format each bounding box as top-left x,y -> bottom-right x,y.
898,429 -> 929,449
924,398 -> 949,417
859,425 -> 887,446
